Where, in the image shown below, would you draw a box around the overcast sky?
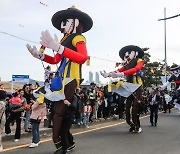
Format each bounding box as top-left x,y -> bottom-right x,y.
0,0 -> 180,83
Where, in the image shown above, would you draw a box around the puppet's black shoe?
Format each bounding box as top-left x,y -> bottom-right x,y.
54,149 -> 67,154
129,127 -> 135,132
134,127 -> 142,133
67,142 -> 76,152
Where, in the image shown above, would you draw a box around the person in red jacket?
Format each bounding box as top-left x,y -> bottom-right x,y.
26,6 -> 93,154
101,45 -> 144,133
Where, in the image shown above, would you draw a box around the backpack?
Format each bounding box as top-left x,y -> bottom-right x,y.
50,57 -> 70,91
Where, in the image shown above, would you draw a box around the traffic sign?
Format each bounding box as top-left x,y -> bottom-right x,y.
12,75 -> 29,83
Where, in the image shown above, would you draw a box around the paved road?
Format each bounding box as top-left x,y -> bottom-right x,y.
2,109 -> 180,154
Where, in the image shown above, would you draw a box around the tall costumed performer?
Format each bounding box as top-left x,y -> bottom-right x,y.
26,6 -> 93,154
101,45 -> 144,133
161,64 -> 180,110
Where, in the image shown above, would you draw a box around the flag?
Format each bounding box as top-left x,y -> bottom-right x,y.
115,62 -> 120,68
168,72 -> 172,76
150,67 -> 154,73
86,57 -> 90,66
161,67 -> 165,75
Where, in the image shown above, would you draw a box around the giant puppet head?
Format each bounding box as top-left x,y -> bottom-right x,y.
51,6 -> 93,35
119,45 -> 144,62
170,64 -> 180,77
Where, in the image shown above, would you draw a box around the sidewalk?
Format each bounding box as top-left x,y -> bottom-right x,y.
2,117 -> 118,142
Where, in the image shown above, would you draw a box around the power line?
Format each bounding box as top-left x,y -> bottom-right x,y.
89,56 -> 120,63
0,31 -> 39,44
0,31 -> 120,63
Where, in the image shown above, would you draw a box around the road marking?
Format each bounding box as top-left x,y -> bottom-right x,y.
74,114 -> 150,135
1,114 -> 150,152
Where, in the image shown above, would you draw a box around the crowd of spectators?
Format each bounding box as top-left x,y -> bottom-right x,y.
0,82 -> 174,150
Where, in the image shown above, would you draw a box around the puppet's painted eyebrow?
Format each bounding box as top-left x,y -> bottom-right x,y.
62,19 -> 69,26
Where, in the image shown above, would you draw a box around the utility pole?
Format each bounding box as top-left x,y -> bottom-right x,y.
158,8 -> 180,82
164,7 -> 167,82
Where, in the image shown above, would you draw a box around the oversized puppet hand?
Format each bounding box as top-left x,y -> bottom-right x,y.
40,30 -> 64,53
109,72 -> 124,78
26,44 -> 45,60
161,81 -> 170,90
100,70 -> 110,78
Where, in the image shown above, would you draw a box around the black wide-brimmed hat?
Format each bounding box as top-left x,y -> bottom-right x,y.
51,6 -> 93,33
170,63 -> 180,71
119,45 -> 144,59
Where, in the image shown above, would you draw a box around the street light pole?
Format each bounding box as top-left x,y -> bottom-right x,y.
164,7 -> 167,82
158,8 -> 180,83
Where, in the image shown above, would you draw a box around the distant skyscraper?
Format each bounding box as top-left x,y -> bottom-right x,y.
95,72 -> 99,83
89,71 -> 93,83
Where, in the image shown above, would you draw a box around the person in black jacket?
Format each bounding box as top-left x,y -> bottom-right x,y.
149,88 -> 160,126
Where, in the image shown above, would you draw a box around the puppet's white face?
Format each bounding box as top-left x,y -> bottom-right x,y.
124,51 -> 138,61
171,69 -> 180,77
60,19 -> 79,34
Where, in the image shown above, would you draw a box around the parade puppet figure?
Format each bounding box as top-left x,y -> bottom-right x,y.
162,64 -> 180,109
26,6 -> 93,154
101,45 -> 144,133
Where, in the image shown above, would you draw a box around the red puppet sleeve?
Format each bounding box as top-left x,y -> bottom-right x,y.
123,59 -> 144,76
110,66 -> 125,74
43,53 -> 62,64
62,42 -> 88,64
117,66 -> 125,72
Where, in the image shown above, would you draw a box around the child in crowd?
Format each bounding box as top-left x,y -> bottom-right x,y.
0,90 -> 6,151
44,65 -> 53,83
29,100 -> 47,148
44,66 -> 54,89
9,91 -> 24,107
82,100 -> 92,128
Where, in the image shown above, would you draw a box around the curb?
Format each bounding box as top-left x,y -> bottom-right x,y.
2,117 -> 117,142
2,128 -> 52,142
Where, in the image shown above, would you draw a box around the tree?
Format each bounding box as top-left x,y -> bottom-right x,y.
141,48 -> 169,88
141,48 -> 152,87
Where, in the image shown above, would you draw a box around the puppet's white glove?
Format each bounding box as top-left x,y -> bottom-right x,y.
26,44 -> 45,60
161,81 -> 170,90
40,30 -> 64,53
100,70 -> 110,78
109,72 -> 124,78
